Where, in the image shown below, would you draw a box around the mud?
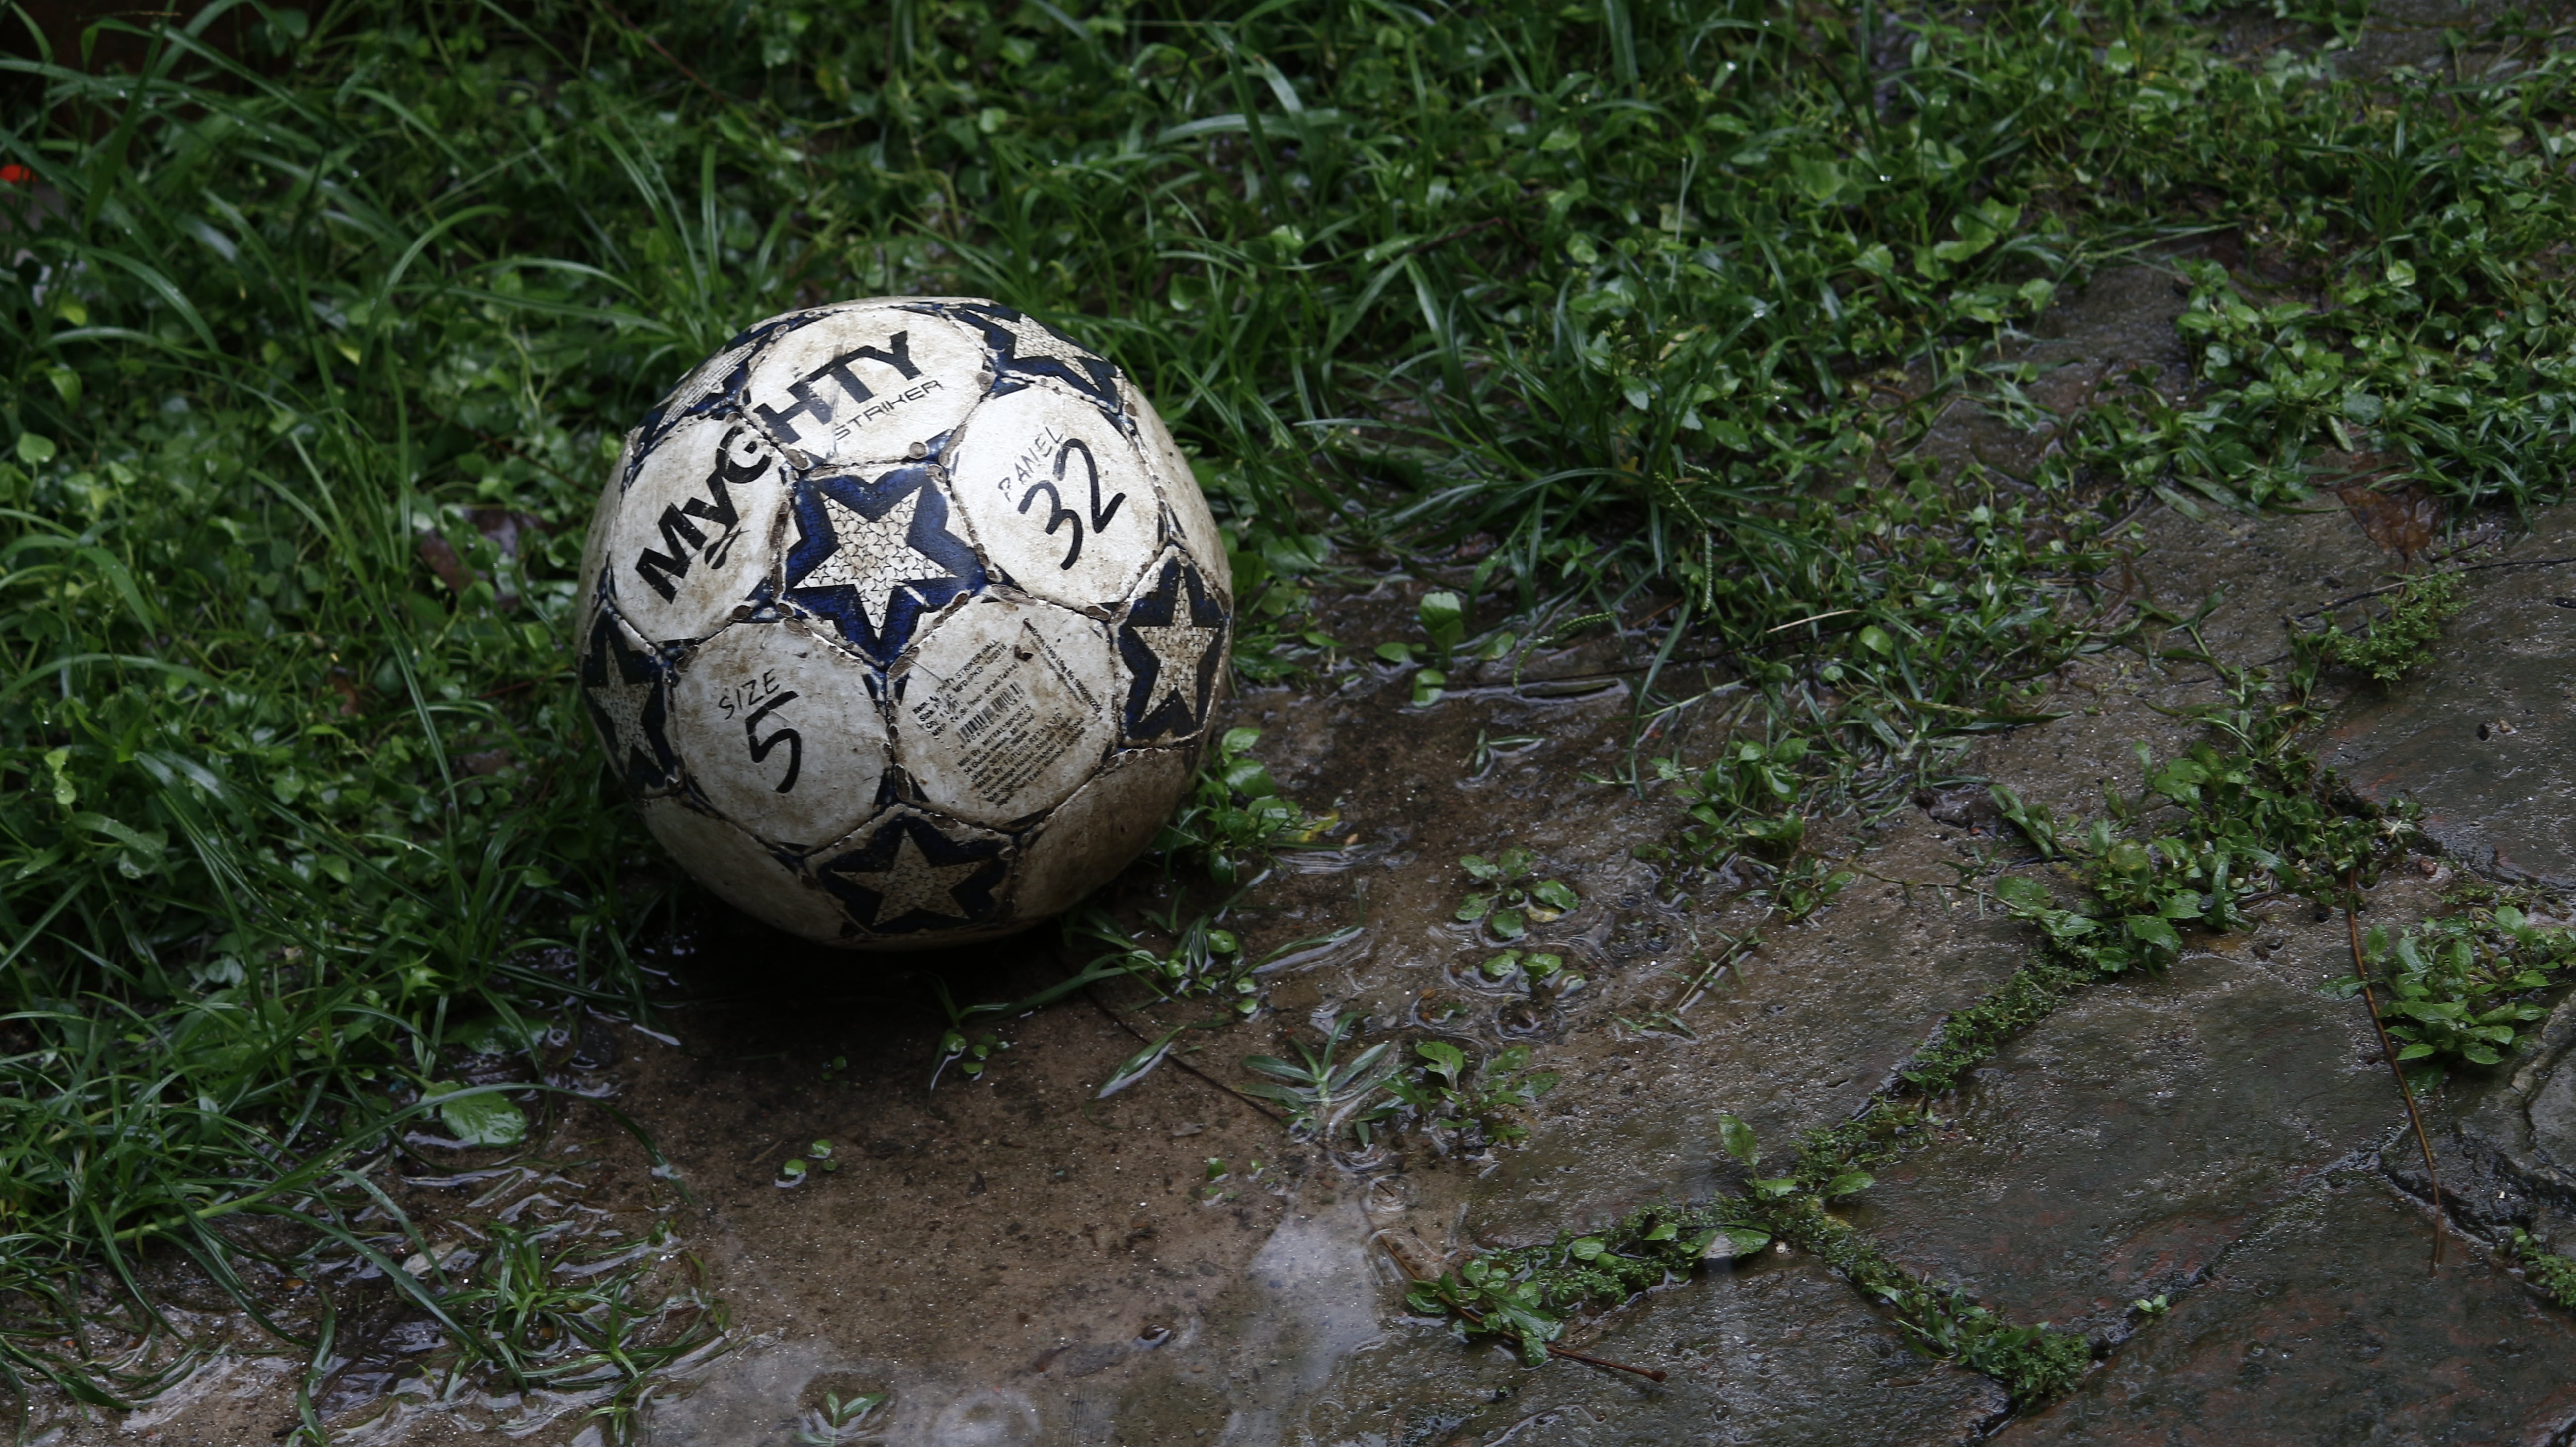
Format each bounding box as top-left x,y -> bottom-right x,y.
2323,505 -> 2576,886
28,159 -> 2576,1447
1852,907 -> 2436,1339
2003,1170 -> 2576,1446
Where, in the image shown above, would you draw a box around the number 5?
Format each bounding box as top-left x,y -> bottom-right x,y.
744,691 -> 802,793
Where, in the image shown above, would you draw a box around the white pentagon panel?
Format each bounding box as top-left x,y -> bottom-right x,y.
656,334 -> 761,424
604,415 -> 788,644
944,384 -> 1159,609
577,601 -> 680,796
639,796 -> 851,944
1012,747 -> 1197,919
1114,548 -> 1229,744
670,619 -> 891,850
1120,375 -> 1233,598
893,594 -> 1117,827
812,808 -> 1016,945
740,306 -> 986,469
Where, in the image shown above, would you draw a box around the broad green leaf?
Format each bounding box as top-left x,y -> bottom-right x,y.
2127,915 -> 2182,954
432,1085 -> 526,1147
1701,1226 -> 1773,1259
1993,875 -> 2051,913
1415,1040 -> 1466,1080
1417,591 -> 1465,652
1824,1170 -> 1874,1198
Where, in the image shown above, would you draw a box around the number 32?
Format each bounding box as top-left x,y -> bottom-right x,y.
1018,438 -> 1126,570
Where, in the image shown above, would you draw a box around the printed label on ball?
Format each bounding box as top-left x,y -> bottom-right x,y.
578,603 -> 680,795
895,595 -> 1117,827
945,385 -> 1159,609
670,619 -> 891,849
813,810 -> 1011,936
741,307 -> 985,469
1115,549 -> 1228,743
1120,376 -> 1233,598
639,796 -> 850,945
607,415 -> 788,644
631,309 -> 823,455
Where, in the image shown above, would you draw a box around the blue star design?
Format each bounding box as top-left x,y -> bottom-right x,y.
1117,554 -> 1228,741
813,814 -> 1009,934
578,609 -> 679,792
779,464 -> 986,664
932,302 -> 1127,418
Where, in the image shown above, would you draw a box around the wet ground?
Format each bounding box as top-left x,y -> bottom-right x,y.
26,8 -> 2576,1434
29,249 -> 2576,1447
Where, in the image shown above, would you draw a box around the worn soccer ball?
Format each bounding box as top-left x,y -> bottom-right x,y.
575,298 -> 1231,949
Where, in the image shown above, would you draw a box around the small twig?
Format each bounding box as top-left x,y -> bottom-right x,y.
1376,1237 -> 1669,1382
1765,608 -> 1861,634
1540,1341 -> 1668,1382
2293,555 -> 2576,622
594,0 -> 736,106
1394,215 -> 1509,261
1082,989 -> 1283,1123
2345,869 -> 2445,1273
1449,1305 -> 1667,1382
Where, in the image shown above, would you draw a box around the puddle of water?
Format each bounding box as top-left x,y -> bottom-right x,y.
35,211 -> 2567,1447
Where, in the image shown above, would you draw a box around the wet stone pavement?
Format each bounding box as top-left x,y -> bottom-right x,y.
35,272 -> 2576,1444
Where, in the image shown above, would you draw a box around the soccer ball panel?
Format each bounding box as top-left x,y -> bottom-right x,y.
943,384 -> 1159,609
604,415 -> 788,644
632,310 -> 823,455
892,593 -> 1118,828
578,603 -> 681,795
577,441 -> 627,612
670,618 -> 891,850
594,297 -> 1239,951
1121,377 -> 1234,598
778,463 -> 987,666
1114,549 -> 1228,745
937,302 -> 1126,415
1012,746 -> 1196,919
740,307 -> 985,470
640,796 -> 850,944
812,807 -> 1017,945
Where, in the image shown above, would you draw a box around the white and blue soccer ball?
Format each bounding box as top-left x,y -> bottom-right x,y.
575,299 -> 1232,949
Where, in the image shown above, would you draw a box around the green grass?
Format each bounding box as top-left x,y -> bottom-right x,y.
6,0 -> 2576,1417
2308,569 -> 2466,684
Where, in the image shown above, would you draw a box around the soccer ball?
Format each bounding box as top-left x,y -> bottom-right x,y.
575,298 -> 1231,949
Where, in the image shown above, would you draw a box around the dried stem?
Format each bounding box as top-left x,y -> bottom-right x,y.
2345,870 -> 2446,1272
1541,1341 -> 1669,1382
